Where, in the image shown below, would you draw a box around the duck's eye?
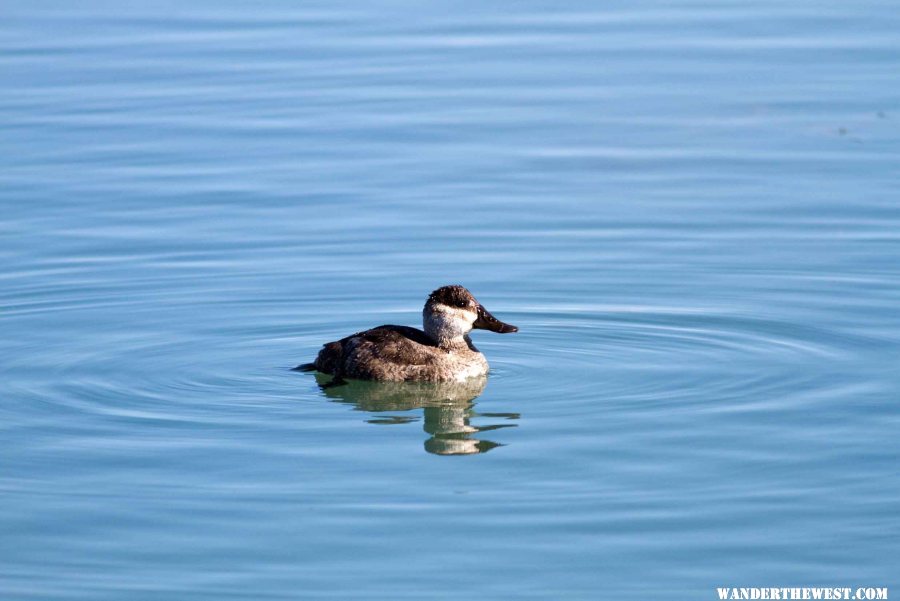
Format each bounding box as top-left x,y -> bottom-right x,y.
455,300 -> 469,308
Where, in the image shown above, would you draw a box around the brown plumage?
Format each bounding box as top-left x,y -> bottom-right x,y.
296,285 -> 517,382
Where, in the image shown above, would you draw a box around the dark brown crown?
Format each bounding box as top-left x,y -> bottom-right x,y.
425,285 -> 476,309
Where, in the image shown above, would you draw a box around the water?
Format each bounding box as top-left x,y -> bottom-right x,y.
2,1 -> 899,598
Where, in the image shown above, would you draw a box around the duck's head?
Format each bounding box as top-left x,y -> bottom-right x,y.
423,285 -> 518,346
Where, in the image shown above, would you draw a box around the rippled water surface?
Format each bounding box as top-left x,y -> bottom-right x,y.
2,1 -> 899,599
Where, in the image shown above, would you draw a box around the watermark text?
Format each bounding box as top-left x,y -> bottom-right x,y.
716,588 -> 887,600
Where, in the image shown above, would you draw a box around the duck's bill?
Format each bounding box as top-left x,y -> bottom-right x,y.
473,305 -> 518,333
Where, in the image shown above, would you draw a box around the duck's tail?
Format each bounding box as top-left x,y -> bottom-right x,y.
292,362 -> 317,372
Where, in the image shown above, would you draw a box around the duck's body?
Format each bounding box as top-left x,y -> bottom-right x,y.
300,286 -> 517,382
313,325 -> 489,382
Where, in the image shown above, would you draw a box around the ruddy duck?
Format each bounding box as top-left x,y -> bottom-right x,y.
296,285 -> 518,382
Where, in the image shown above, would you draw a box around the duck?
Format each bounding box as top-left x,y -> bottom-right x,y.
296,285 -> 518,382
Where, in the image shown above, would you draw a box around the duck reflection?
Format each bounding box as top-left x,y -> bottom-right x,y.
315,374 -> 518,455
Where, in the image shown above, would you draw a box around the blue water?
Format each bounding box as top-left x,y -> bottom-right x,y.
2,1 -> 899,599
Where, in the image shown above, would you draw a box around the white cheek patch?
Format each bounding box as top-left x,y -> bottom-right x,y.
434,304 -> 476,323
427,304 -> 477,341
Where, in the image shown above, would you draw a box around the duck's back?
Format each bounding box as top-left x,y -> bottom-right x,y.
315,325 -> 436,381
